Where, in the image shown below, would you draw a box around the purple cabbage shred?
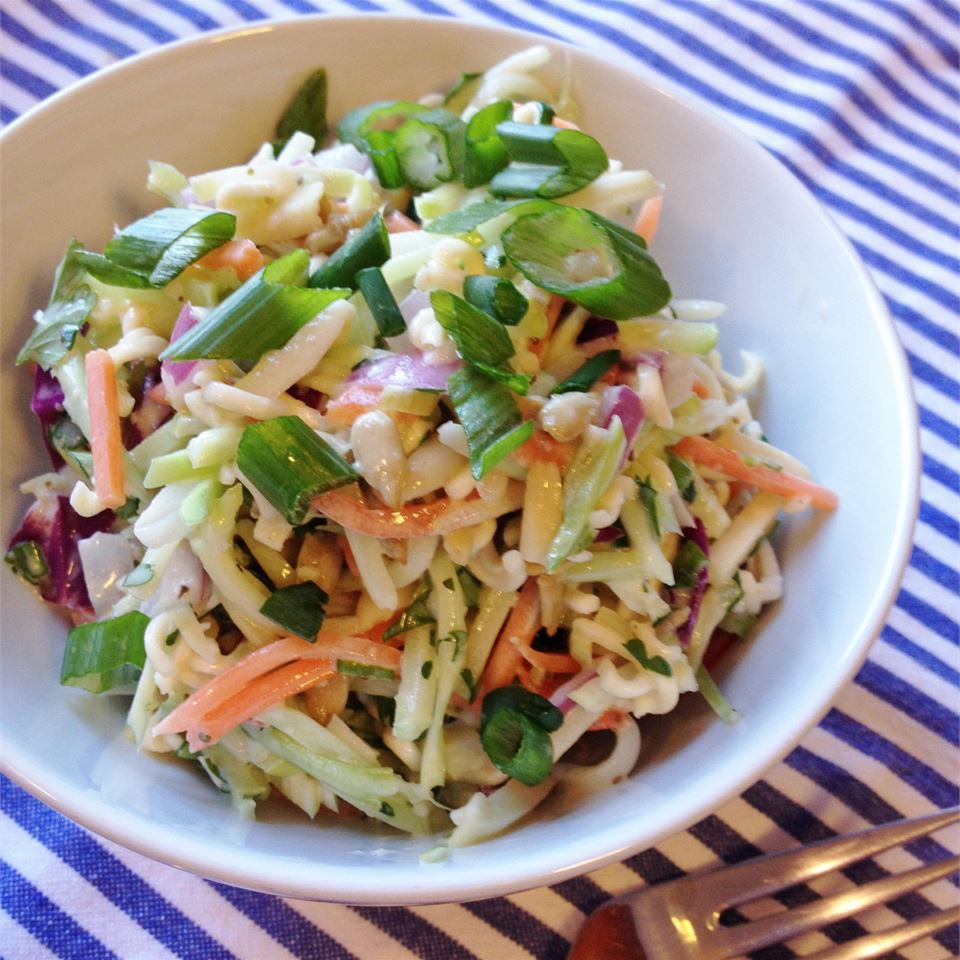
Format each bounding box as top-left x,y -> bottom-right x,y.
7,495 -> 115,615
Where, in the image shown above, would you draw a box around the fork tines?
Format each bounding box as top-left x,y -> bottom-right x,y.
629,806 -> 959,960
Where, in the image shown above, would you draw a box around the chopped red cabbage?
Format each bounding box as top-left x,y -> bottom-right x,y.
31,366 -> 67,468
7,495 -> 115,614
598,385 -> 644,466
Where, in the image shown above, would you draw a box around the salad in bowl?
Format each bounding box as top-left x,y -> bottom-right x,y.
6,45 -> 836,852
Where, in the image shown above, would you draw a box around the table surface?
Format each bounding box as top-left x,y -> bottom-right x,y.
1,1 -> 957,958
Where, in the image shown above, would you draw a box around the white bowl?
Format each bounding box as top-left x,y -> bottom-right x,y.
0,15 -> 918,904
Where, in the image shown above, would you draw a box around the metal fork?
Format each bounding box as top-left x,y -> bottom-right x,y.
569,806 -> 959,960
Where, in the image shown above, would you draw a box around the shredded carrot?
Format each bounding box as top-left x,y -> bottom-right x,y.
632,195 -> 662,247
340,535 -> 361,578
385,210 -> 421,233
589,707 -> 631,731
691,377 -> 710,399
478,578 -> 541,697
364,613 -> 404,647
84,349 -> 126,509
314,485 -> 524,540
512,429 -> 575,470
315,489 -> 453,539
199,658 -> 336,749
152,634 -> 401,748
518,646 -> 581,676
197,238 -> 264,280
671,435 -> 838,510
551,116 -> 581,131
530,294 -> 566,358
324,383 -> 385,426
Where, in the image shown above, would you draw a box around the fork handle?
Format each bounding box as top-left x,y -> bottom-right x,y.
568,903 -> 650,960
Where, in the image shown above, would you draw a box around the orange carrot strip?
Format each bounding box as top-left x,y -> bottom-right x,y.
589,707 -> 631,731
153,634 -> 400,739
312,631 -> 403,671
478,578 -> 541,697
551,116 -> 581,131
197,238 -> 264,281
518,646 -> 581,675
512,429 -> 575,470
691,377 -> 709,399
385,210 -> 421,233
530,293 -> 566,358
671,435 -> 838,510
195,659 -> 336,750
340,535 -> 361,578
152,636 -> 316,737
325,383 -> 384,427
632,195 -> 662,247
84,349 -> 126,509
314,484 -> 525,540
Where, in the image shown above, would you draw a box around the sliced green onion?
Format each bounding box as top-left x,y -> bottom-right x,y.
463,274 -> 528,326
443,71 -> 483,113
338,99 -> 427,148
490,121 -> 608,199
503,205 -> 671,320
673,538 -> 708,588
384,576 -> 435,640
624,637 -> 672,677
479,688 -> 560,787
273,67 -> 327,153
5,541 -> 49,585
447,366 -> 534,480
337,100 -> 427,189
259,581 -> 328,641
308,213 -> 390,290
667,454 -> 697,502
17,239 -> 95,369
430,290 -> 529,393
430,289 -> 511,365
364,129 -> 406,188
481,686 -> 563,732
60,610 -> 149,694
162,249 -> 349,362
480,711 -> 553,785
425,198 -> 528,235
635,477 -> 661,539
236,416 -> 358,524
395,108 -> 465,190
529,102 -> 556,125
76,208 -> 236,289
338,659 -> 396,681
463,100 -> 512,188
696,664 -> 740,724
550,349 -> 620,394
356,266 -> 405,338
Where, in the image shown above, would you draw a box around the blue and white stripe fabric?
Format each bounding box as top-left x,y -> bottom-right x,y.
2,1 -> 957,957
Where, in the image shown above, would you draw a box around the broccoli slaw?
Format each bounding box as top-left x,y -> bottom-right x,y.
7,46 -> 837,849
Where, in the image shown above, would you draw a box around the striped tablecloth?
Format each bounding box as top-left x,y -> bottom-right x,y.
2,1 -> 957,958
